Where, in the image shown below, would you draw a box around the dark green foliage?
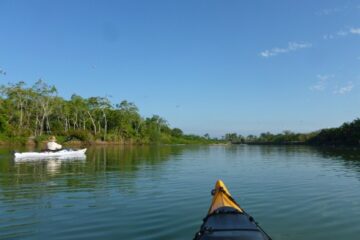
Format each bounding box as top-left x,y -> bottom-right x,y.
66,130 -> 93,142
0,81 -> 218,145
308,119 -> 360,146
171,128 -> 183,137
224,119 -> 360,147
0,115 -> 8,133
224,133 -> 244,143
250,131 -> 316,144
223,131 -> 317,145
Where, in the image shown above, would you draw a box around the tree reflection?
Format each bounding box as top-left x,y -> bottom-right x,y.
311,147 -> 360,173
0,145 -> 185,201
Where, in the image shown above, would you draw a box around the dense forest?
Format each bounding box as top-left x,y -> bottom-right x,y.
0,81 -> 220,145
224,119 -> 360,147
307,119 -> 360,146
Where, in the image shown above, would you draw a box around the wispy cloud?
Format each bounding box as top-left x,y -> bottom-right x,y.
310,75 -> 355,95
324,27 -> 360,40
334,82 -> 354,94
316,5 -> 355,16
323,34 -> 334,40
337,30 -> 348,36
260,42 -> 312,58
349,28 -> 360,35
310,74 -> 333,91
317,7 -> 344,16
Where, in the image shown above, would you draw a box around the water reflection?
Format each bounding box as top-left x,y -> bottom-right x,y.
312,147 -> 360,161
2,145 -> 360,191
230,145 -> 360,174
311,147 -> 360,174
85,145 -> 186,171
1,145 -> 360,240
0,145 -> 187,201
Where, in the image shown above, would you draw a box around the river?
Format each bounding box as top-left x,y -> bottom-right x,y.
1,145 -> 360,239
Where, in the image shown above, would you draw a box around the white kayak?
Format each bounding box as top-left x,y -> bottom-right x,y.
14,148 -> 87,161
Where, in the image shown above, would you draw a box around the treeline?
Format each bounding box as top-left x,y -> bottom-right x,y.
224,131 -> 317,145
0,80 -> 219,145
224,119 -> 360,147
308,119 -> 360,146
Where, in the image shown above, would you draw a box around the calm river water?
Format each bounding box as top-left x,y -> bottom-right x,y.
1,145 -> 360,239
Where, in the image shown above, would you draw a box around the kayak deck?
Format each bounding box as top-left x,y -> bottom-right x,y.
194,180 -> 271,240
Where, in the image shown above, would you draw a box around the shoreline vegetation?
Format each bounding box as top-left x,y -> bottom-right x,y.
0,80 -> 223,147
0,81 -> 359,148
224,118 -> 360,147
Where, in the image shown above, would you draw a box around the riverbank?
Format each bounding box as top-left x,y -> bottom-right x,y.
240,141 -> 360,149
225,118 -> 360,148
0,135 -> 225,147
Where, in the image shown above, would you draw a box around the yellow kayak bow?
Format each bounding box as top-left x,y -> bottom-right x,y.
208,179 -> 243,214
194,180 -> 272,240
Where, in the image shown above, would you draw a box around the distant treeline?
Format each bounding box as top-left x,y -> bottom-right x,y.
224,119 -> 360,147
0,80 -> 220,145
307,119 -> 360,146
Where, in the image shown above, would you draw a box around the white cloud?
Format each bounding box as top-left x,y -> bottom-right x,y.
324,27 -> 360,40
260,42 -> 312,58
317,75 -> 332,81
323,34 -> 334,40
334,82 -> 354,94
310,74 -> 333,91
310,76 -> 355,95
350,28 -> 360,35
337,30 -> 348,36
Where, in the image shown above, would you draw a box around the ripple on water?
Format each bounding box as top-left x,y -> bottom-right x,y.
1,145 -> 360,240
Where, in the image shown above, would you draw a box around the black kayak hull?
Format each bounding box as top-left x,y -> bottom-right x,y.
194,207 -> 271,240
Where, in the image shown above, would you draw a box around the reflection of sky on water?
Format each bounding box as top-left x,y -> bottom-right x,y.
0,145 -> 360,240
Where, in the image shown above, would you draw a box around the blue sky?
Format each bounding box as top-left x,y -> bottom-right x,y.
0,0 -> 360,136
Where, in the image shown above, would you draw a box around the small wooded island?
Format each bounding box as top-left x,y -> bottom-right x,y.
0,81 -> 359,147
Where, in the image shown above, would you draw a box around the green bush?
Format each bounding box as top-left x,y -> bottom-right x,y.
66,130 -> 93,142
